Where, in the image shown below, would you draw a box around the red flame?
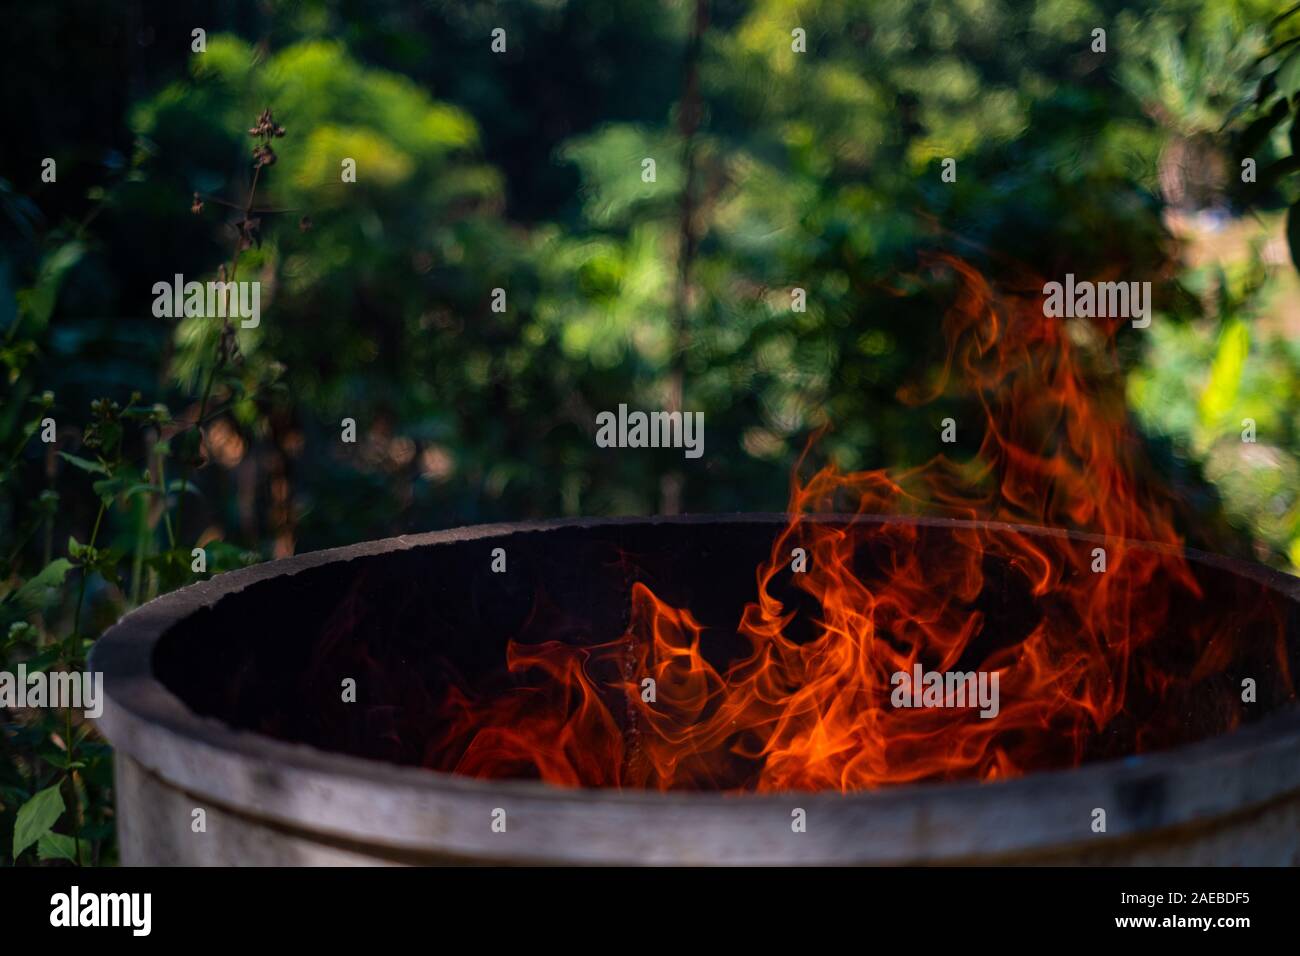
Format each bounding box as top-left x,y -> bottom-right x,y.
426,256 -> 1292,791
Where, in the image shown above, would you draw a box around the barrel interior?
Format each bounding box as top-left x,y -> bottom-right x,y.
152,519 -> 1300,789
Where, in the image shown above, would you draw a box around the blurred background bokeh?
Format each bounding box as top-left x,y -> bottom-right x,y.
3,0 -> 1300,863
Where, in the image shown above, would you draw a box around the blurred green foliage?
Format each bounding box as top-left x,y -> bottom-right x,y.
2,0 -> 1299,865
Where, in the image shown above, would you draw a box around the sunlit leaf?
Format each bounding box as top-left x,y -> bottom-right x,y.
12,558 -> 73,610
13,785 -> 64,858
37,831 -> 83,864
1277,48 -> 1300,98
1198,319 -> 1250,429
58,452 -> 109,476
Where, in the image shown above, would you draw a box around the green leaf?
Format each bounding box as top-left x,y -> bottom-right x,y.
12,558 -> 73,609
1272,2 -> 1300,29
37,831 -> 82,864
1278,48 -> 1300,99
4,621 -> 35,648
14,242 -> 84,336
203,540 -> 261,571
58,452 -> 109,476
40,752 -> 85,771
123,481 -> 160,500
13,785 -> 65,858
1240,99 -> 1290,157
166,479 -> 201,497
1198,319 -> 1250,429
91,476 -> 128,503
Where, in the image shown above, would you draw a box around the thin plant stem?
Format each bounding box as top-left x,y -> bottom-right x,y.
63,707 -> 80,866
70,501 -> 105,647
62,495 -> 105,868
157,451 -> 176,549
174,160 -> 263,546
129,495 -> 146,607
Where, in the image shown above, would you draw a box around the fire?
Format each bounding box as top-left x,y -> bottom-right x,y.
427,256 -> 1292,791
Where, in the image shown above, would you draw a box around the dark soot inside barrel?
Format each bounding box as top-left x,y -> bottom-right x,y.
152,520 -> 1299,785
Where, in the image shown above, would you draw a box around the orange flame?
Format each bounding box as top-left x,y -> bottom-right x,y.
427,257 -> 1292,791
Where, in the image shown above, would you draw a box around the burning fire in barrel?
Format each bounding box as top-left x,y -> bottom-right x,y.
92,258 -> 1300,863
